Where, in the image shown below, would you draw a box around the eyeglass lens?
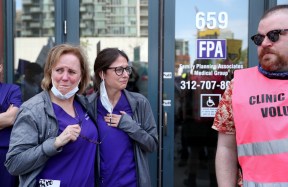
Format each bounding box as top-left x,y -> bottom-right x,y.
251,30 -> 281,46
115,67 -> 132,75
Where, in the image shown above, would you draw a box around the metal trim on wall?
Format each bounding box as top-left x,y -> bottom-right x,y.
162,0 -> 175,186
5,0 -> 14,83
54,0 -> 65,44
65,0 -> 80,45
148,0 -> 160,186
158,0 -> 164,186
55,0 -> 79,45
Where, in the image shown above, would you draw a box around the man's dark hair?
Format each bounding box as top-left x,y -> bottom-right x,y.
262,5 -> 288,19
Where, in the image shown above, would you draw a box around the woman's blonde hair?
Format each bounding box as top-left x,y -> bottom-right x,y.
41,43 -> 90,94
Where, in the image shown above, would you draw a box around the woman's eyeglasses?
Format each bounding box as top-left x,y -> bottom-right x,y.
79,119 -> 109,145
79,133 -> 102,145
251,29 -> 288,46
107,66 -> 133,76
76,112 -> 103,145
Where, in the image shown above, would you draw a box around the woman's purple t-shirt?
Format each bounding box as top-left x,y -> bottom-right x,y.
37,101 -> 98,187
97,92 -> 137,187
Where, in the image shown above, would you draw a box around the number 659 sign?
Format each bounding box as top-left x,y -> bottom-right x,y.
196,12 -> 228,29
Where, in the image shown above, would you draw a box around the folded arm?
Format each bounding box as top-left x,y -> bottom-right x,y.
0,104 -> 19,130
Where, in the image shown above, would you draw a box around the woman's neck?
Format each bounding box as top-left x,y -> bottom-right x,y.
107,89 -> 121,107
49,91 -> 76,117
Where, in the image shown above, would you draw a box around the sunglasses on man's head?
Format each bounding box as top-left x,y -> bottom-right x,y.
251,29 -> 288,46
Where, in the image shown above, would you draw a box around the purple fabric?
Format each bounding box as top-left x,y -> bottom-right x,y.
97,91 -> 137,187
0,83 -> 22,147
37,101 -> 97,187
0,83 -> 22,187
0,149 -> 17,187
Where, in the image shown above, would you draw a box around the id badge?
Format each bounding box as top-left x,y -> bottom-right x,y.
39,179 -> 61,187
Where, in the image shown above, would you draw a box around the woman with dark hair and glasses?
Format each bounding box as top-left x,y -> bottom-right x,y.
87,48 -> 158,187
5,44 -> 98,187
213,5 -> 288,186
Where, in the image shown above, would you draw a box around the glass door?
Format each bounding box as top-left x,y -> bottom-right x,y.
172,0 -> 249,186
79,0 -> 158,186
79,0 -> 159,186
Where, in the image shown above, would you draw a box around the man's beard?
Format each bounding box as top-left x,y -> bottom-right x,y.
259,49 -> 286,72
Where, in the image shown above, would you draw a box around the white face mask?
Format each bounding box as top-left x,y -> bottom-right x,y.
100,72 -> 113,113
51,81 -> 80,100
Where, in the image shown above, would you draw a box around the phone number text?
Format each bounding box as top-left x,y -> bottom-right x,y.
180,80 -> 230,90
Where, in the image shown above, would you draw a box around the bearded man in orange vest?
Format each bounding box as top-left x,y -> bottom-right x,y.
213,5 -> 288,187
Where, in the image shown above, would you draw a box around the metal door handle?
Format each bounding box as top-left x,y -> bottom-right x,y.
163,112 -> 168,136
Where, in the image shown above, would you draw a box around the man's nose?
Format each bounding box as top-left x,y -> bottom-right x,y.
261,36 -> 273,47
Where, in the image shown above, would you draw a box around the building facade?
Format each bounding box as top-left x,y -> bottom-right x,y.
2,0 -> 287,186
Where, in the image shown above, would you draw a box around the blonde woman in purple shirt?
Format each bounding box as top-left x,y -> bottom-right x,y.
5,44 -> 98,187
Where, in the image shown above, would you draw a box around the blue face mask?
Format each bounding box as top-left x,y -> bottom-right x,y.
51,81 -> 80,100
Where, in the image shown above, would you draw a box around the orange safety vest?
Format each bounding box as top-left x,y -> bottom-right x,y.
232,67 -> 288,186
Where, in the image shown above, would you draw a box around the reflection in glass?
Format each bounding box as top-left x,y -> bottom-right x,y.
14,0 -> 55,101
79,0 -> 149,97
175,1 -> 248,186
277,0 -> 288,5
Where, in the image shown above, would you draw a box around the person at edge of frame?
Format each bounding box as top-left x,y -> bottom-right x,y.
5,43 -> 98,187
86,48 -> 158,187
212,5 -> 288,187
0,59 -> 22,187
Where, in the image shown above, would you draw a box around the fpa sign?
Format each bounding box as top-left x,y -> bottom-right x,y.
197,39 -> 226,59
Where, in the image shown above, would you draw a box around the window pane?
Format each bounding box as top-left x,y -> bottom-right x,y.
14,0 -> 55,101
277,0 -> 288,4
80,0 -> 149,96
